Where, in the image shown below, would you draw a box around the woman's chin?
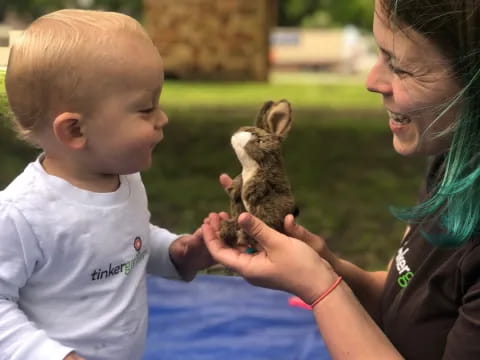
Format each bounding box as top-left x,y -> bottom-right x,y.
393,137 -> 419,157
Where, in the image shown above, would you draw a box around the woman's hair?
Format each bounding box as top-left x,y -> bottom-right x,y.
5,9 -> 151,145
382,0 -> 480,245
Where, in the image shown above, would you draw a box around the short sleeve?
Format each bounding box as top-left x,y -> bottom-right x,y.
146,224 -> 182,279
442,241 -> 480,359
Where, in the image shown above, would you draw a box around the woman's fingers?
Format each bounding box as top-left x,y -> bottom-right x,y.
205,212 -> 222,230
204,212 -> 230,225
218,211 -> 230,221
219,173 -> 233,190
202,221 -> 246,273
237,213 -> 287,250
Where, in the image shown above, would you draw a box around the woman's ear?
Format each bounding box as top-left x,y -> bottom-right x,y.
52,112 -> 86,150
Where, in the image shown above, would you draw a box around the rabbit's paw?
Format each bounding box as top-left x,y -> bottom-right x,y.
220,219 -> 238,247
238,230 -> 259,250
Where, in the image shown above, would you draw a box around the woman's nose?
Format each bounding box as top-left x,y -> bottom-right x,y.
365,60 -> 393,96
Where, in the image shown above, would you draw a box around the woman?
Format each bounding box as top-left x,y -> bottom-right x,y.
202,0 -> 480,358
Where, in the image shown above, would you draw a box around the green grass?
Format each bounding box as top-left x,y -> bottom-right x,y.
0,72 -> 425,270
160,79 -> 382,110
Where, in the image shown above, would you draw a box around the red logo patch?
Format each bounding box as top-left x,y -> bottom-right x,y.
134,236 -> 142,251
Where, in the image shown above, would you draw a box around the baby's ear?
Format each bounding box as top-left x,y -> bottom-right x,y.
255,99 -> 292,138
52,112 -> 86,150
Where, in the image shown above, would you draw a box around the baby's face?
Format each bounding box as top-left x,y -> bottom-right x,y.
81,32 -> 168,175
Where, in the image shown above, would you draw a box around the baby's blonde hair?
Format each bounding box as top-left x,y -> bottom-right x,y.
5,9 -> 151,145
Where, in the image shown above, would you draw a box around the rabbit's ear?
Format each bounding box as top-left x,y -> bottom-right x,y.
256,99 -> 292,137
255,100 -> 275,129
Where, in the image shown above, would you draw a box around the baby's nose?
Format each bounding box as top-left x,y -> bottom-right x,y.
155,110 -> 168,129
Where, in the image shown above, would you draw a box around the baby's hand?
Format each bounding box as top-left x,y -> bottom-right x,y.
64,352 -> 86,360
169,228 -> 216,281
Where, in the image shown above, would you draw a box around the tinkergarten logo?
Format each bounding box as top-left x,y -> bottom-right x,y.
90,236 -> 147,281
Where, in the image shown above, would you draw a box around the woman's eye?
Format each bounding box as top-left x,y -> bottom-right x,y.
379,49 -> 410,77
387,59 -> 409,76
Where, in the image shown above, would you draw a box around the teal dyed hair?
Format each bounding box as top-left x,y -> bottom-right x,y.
381,0 -> 480,246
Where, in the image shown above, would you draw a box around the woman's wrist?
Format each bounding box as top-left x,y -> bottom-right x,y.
309,276 -> 343,308
323,249 -> 341,274
299,263 -> 340,304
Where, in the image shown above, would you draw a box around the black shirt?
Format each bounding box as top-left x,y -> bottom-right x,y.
381,156 -> 480,359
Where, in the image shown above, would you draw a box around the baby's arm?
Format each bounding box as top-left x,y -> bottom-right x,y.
146,224 -> 184,279
0,203 -> 74,360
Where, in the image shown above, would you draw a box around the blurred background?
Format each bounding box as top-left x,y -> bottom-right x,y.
0,0 -> 425,270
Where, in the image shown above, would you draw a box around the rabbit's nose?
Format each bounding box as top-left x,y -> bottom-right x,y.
231,131 -> 252,149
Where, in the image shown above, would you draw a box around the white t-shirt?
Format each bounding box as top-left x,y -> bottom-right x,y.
0,159 -> 181,360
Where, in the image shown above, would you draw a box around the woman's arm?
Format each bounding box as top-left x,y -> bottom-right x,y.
202,212 -> 403,360
331,259 -> 388,322
283,214 -> 389,321
311,279 -> 402,360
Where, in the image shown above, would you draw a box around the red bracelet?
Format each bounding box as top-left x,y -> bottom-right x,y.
309,276 -> 343,309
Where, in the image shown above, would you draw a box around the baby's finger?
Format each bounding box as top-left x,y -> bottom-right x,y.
219,173 -> 233,190
192,227 -> 203,238
237,213 -> 287,250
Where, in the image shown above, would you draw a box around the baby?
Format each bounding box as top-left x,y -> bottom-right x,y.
0,9 -> 213,360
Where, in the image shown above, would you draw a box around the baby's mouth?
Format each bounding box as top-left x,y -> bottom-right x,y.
388,110 -> 411,124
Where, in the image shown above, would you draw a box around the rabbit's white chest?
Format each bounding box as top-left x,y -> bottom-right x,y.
232,131 -> 260,212
241,165 -> 259,212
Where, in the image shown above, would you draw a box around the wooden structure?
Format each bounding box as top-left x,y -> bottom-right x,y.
143,0 -> 275,81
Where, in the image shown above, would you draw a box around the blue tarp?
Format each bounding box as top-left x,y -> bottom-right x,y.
143,274 -> 331,360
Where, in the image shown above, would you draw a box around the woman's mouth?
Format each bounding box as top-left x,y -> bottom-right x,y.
387,110 -> 411,125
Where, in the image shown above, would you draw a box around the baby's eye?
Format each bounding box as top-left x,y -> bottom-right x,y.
139,107 -> 154,114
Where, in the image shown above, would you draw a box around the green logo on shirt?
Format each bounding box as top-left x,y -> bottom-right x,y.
90,236 -> 147,281
397,271 -> 414,288
395,246 -> 414,288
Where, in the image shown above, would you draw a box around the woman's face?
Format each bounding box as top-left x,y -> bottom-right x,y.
366,1 -> 462,156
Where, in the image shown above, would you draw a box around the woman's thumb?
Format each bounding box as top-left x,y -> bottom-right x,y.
238,213 -> 284,248
219,173 -> 232,190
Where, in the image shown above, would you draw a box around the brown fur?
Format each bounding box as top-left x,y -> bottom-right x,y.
220,99 -> 298,248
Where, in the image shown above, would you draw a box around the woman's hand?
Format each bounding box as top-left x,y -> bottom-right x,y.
220,173 -> 338,268
202,212 -> 338,304
219,173 -> 233,191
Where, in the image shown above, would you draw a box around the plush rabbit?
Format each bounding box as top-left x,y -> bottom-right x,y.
220,99 -> 298,250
